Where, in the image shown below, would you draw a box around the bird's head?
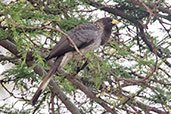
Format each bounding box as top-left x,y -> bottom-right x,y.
94,17 -> 118,31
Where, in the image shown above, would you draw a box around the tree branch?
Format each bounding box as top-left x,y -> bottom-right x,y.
86,0 -> 171,68
66,73 -> 117,114
0,40 -> 81,114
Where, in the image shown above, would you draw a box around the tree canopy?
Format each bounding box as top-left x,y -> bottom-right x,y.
0,0 -> 170,114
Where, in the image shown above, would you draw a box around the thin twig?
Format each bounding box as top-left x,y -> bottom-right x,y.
44,26 -> 83,56
137,0 -> 153,28
16,25 -> 83,56
50,92 -> 55,114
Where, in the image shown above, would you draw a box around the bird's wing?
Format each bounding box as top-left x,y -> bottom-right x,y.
45,24 -> 98,60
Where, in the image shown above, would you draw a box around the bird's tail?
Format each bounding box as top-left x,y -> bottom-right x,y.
31,56 -> 63,105
31,66 -> 57,105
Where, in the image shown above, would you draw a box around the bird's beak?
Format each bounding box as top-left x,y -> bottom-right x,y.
112,19 -> 119,24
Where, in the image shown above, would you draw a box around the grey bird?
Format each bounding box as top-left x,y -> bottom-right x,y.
31,17 -> 118,105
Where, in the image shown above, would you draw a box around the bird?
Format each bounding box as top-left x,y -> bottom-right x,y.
31,17 -> 118,105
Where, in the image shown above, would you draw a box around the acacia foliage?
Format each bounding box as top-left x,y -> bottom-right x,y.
0,0 -> 170,114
